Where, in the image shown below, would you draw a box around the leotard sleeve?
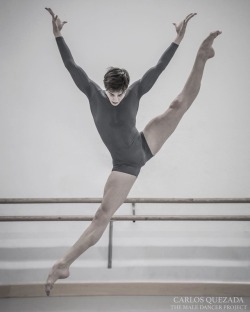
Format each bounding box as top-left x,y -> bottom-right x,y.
136,42 -> 178,98
56,36 -> 92,98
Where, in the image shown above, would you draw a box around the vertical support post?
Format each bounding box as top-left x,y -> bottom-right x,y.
132,202 -> 136,223
108,220 -> 113,269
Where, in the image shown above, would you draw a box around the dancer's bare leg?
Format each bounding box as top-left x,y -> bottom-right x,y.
143,31 -> 222,155
45,171 -> 136,296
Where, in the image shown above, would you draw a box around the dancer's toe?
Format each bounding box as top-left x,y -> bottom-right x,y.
210,30 -> 222,38
45,281 -> 53,296
44,261 -> 70,296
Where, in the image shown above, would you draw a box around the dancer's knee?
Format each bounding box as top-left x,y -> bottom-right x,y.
170,97 -> 182,109
169,96 -> 187,114
93,204 -> 111,224
87,205 -> 112,246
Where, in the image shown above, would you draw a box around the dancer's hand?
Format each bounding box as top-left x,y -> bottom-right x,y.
45,7 -> 67,37
173,13 -> 197,44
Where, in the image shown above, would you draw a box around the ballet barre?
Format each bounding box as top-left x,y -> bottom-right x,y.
1,198 -> 249,270
1,215 -> 250,221
1,197 -> 249,222
1,197 -> 250,204
0,197 -> 250,298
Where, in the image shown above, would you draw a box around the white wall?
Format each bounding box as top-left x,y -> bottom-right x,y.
1,0 -> 250,198
0,0 -> 250,311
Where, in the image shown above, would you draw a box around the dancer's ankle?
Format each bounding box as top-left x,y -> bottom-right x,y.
56,258 -> 70,268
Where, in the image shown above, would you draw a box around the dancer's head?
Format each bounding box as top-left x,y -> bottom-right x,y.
104,67 -> 130,106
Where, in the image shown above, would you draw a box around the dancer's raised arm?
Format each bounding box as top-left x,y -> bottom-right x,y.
136,13 -> 196,97
45,8 -> 92,97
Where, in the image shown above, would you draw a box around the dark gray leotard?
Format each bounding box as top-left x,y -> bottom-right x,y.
56,37 -> 178,176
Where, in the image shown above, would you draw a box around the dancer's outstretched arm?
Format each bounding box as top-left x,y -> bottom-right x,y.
137,13 -> 196,97
45,8 -> 92,97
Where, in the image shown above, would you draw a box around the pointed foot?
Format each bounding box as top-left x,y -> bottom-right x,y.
45,260 -> 70,296
199,30 -> 222,59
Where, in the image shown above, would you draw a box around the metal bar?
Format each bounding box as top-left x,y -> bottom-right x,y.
1,215 -> 250,221
132,202 -> 136,223
0,198 -> 250,204
107,221 -> 113,269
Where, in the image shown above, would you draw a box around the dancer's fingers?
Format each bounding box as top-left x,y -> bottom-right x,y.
173,12 -> 196,32
184,13 -> 193,21
45,7 -> 55,18
184,13 -> 197,24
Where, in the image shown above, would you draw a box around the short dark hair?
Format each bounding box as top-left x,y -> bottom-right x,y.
104,67 -> 130,92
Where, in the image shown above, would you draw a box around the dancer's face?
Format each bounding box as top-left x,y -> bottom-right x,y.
105,90 -> 126,106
